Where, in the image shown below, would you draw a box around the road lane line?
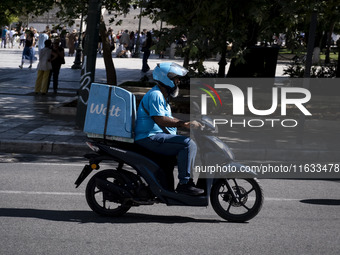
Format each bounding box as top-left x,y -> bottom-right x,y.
0,190 -> 302,201
19,162 -> 86,167
0,190 -> 83,196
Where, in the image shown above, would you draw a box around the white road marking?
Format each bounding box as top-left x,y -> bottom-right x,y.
0,190 -> 83,196
19,162 -> 86,167
0,190 -> 301,200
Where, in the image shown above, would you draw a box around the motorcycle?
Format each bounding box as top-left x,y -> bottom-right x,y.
75,115 -> 264,222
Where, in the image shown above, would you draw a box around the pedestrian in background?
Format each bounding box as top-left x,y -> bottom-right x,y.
141,31 -> 152,73
49,40 -> 65,94
19,29 -> 26,49
128,31 -> 135,53
19,31 -> 36,69
97,32 -> 103,55
9,28 -> 16,48
67,29 -> 78,56
60,26 -> 67,48
107,28 -> 116,52
1,26 -> 8,48
116,43 -> 128,58
33,28 -> 39,42
34,39 -> 52,95
119,29 -> 130,47
38,30 -> 49,53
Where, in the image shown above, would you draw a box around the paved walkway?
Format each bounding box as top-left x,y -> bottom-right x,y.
0,47 -> 339,162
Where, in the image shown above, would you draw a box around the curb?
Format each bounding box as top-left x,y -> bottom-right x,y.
1,139 -> 339,161
0,140 -> 88,156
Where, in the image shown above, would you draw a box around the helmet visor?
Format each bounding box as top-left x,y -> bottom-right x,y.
167,63 -> 188,80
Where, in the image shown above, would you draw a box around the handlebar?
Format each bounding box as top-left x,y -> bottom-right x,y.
192,116 -> 218,134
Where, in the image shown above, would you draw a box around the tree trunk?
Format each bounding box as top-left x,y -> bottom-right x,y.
218,40 -> 227,77
227,22 -> 261,77
76,0 -> 102,129
325,22 -> 335,64
304,11 -> 318,78
99,15 -> 117,85
336,40 -> 340,77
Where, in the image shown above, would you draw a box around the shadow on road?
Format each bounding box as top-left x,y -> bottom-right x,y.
0,208 -> 230,224
300,199 -> 340,206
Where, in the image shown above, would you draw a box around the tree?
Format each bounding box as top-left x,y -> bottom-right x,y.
145,0 -> 340,77
144,0 -> 233,75
1,0 -> 132,85
0,0 -> 57,26
317,0 -> 340,64
0,9 -> 19,27
54,0 -> 131,85
145,0 -> 286,76
99,14 -> 117,85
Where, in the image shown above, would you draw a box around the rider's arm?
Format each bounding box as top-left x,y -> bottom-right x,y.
153,116 -> 201,129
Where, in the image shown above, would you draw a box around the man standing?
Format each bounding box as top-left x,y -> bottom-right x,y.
119,30 -> 130,47
67,29 -> 78,56
9,28 -> 17,48
38,30 -> 49,53
1,26 -> 8,48
50,40 -> 65,94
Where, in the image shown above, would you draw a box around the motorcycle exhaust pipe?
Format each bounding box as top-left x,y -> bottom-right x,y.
95,178 -> 133,199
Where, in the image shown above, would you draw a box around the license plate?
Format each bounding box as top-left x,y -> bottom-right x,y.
75,165 -> 93,188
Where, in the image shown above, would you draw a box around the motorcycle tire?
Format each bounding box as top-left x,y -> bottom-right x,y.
210,178 -> 263,222
85,170 -> 131,217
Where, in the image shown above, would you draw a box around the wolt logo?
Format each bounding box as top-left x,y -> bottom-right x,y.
201,84 -> 312,116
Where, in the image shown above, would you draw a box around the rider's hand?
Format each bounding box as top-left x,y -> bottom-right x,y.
183,120 -> 202,129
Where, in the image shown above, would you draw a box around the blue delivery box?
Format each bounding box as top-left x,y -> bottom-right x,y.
83,83 -> 136,143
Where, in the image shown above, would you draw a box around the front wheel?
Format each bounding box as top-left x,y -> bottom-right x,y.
85,170 -> 131,217
210,178 -> 263,222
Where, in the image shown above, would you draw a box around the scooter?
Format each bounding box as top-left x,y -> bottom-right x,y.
75,115 -> 264,222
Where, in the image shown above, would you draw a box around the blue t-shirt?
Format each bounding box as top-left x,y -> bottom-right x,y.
2,29 -> 8,38
135,85 -> 177,141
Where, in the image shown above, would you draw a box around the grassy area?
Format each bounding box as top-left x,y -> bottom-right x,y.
319,52 -> 338,61
279,48 -> 294,54
279,48 -> 339,61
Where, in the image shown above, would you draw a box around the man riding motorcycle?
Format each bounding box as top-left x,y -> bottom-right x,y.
134,62 -> 204,195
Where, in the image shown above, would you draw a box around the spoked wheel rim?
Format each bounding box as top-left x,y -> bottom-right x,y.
211,178 -> 263,222
85,170 -> 131,216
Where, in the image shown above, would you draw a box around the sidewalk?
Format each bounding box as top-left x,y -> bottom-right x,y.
0,48 -> 339,162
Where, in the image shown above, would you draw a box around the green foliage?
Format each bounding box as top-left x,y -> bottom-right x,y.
143,0 -> 340,77
0,9 -> 19,26
0,0 -> 62,26
283,63 -> 337,78
0,0 -> 132,27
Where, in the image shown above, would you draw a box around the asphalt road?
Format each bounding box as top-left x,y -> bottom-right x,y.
0,154 -> 339,255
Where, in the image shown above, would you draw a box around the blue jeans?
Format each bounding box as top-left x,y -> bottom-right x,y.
22,47 -> 34,63
136,133 -> 197,184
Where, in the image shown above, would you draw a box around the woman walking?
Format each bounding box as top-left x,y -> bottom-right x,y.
19,31 -> 36,69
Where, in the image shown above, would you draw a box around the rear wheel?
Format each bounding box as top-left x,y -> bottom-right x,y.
210,178 -> 263,222
85,170 -> 131,217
